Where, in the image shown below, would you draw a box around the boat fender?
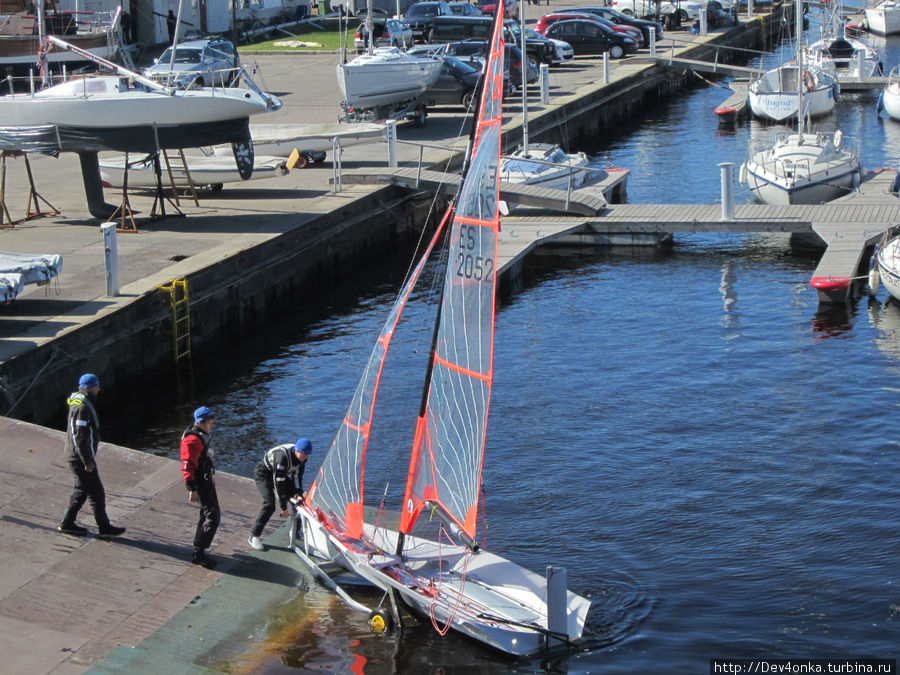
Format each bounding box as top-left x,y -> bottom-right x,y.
876,91 -> 884,116
869,266 -> 881,296
833,129 -> 842,148
739,162 -> 747,185
368,608 -> 394,633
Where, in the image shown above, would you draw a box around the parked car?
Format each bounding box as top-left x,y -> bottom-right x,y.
475,0 -> 518,21
610,0 -> 702,24
544,19 -> 639,58
447,1 -> 483,16
505,21 -> 573,65
423,55 -> 482,109
552,6 -> 664,45
430,15 -> 553,63
534,11 -> 643,46
408,42 -> 518,94
354,16 -> 414,51
403,1 -> 454,42
144,38 -> 238,88
438,40 -> 538,87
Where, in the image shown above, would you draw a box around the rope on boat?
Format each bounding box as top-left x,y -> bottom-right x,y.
428,524 -> 471,636
474,612 -> 576,647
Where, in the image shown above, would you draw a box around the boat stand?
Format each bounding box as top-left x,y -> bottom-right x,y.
23,153 -> 60,221
1,151 -> 60,228
108,152 -> 139,233
150,153 -> 186,222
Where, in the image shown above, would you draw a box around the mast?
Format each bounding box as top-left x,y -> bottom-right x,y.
520,1 -> 528,155
795,0 -> 805,137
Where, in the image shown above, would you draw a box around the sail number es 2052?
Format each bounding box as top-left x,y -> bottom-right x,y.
455,224 -> 494,282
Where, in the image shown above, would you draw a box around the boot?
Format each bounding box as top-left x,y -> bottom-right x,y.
58,522 -> 88,536
98,524 -> 126,538
191,548 -> 217,570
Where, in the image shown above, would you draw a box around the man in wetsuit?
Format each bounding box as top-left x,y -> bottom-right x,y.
248,438 -> 311,551
59,374 -> 127,538
181,406 -> 219,569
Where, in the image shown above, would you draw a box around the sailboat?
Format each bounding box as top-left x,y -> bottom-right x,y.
865,0 -> 900,36
740,0 -> 861,206
747,1 -> 839,123
292,0 -> 591,656
879,66 -> 900,121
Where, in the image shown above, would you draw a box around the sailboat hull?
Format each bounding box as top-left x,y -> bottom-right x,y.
865,2 -> 900,35
747,65 -> 838,121
877,236 -> 900,301
294,506 -> 590,656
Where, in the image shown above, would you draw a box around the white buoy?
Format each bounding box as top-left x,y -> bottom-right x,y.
739,162 -> 748,185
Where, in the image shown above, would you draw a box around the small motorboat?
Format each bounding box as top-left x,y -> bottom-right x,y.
336,47 -> 443,110
865,0 -> 900,36
211,122 -> 387,160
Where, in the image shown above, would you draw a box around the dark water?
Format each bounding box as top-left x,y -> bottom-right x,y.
122,16 -> 900,674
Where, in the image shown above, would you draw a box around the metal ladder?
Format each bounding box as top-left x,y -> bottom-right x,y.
158,278 -> 192,367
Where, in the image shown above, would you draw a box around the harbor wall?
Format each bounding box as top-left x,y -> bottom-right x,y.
0,10 -> 787,427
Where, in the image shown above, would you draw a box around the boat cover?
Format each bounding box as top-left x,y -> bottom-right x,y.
0,251 -> 63,284
0,273 -> 24,303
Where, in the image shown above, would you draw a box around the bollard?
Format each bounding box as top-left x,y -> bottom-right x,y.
603,52 -> 609,84
719,162 -> 735,220
332,136 -> 342,193
855,50 -> 864,79
747,0 -> 753,17
649,27 -> 656,57
700,9 -> 707,36
101,223 -> 119,297
540,63 -> 550,104
386,119 -> 398,168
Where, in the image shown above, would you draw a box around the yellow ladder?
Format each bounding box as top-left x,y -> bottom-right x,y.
158,278 -> 192,365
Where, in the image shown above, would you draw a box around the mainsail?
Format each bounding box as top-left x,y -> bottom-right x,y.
399,16 -> 505,539
307,210 -> 451,538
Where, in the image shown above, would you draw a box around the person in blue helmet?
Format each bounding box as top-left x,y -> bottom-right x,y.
248,438 -> 311,551
58,374 -> 127,538
180,406 -> 220,569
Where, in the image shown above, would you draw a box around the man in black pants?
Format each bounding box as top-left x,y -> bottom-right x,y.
180,406 -> 219,569
248,438 -> 311,551
58,373 -> 127,538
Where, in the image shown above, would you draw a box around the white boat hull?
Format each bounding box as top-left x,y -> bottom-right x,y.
99,154 -> 289,188
748,65 -> 838,121
877,236 -> 900,301
294,506 -> 590,656
866,2 -> 900,35
337,49 -> 442,109
0,76 -> 278,128
882,69 -> 900,121
743,132 -> 861,205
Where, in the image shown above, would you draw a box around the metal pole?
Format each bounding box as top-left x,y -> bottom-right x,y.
540,63 -> 549,104
699,8 -> 707,36
101,223 -> 119,296
603,51 -> 609,84
649,26 -> 656,58
719,162 -> 734,220
386,119 -> 397,168
520,1 -> 528,156
747,0 -> 753,18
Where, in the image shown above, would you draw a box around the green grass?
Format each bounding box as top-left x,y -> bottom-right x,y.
238,30 -> 349,52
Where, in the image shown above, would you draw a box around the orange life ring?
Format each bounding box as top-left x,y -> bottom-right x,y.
803,69 -> 815,92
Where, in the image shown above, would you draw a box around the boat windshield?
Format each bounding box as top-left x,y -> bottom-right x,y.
157,48 -> 203,64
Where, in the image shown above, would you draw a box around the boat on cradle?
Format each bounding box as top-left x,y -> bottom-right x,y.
865,0 -> 900,35
0,36 -> 282,178
211,122 -> 388,161
879,66 -> 900,120
0,0 -> 120,70
291,2 -> 591,657
336,47 -> 443,111
99,154 -> 290,189
741,0 -> 862,206
0,251 -> 63,303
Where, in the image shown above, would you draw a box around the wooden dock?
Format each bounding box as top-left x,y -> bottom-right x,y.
496,169 -> 900,305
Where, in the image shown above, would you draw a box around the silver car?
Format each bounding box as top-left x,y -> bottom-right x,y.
354,17 -> 414,51
144,38 -> 238,88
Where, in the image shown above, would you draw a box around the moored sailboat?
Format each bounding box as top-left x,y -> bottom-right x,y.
292,0 -> 591,656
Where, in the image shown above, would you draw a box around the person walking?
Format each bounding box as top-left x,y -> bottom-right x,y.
180,406 -> 220,569
166,9 -> 176,43
248,438 -> 311,551
58,374 -> 127,538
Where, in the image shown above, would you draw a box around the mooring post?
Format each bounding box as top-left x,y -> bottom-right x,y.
700,9 -> 708,36
603,52 -> 609,84
101,222 -> 119,297
386,119 -> 397,168
546,566 -> 568,648
540,64 -> 550,104
747,0 -> 753,17
719,162 -> 735,220
650,27 -> 656,57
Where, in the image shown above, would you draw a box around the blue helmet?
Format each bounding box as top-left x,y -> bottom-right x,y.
294,438 -> 312,454
78,373 -> 100,389
193,406 -> 215,423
